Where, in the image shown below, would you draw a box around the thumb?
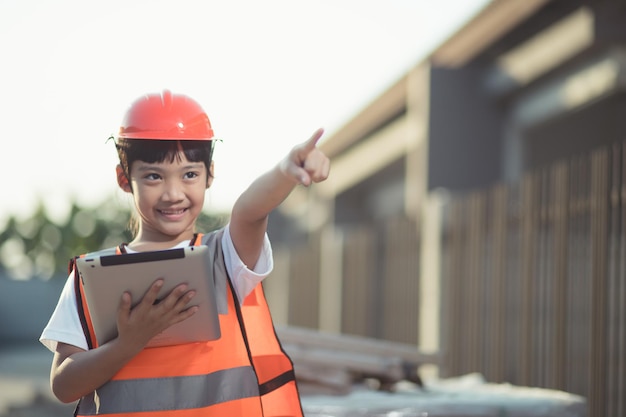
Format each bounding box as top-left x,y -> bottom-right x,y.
284,161 -> 312,186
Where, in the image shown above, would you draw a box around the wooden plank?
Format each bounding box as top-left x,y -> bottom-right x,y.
285,344 -> 405,380
277,325 -> 442,366
277,325 -> 442,393
288,362 -> 353,395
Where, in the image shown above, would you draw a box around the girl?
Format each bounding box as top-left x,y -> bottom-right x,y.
40,90 -> 330,416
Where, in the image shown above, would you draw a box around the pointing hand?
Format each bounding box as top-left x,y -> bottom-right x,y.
280,128 -> 330,186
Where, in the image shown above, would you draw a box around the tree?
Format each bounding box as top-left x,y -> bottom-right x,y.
0,196 -> 227,281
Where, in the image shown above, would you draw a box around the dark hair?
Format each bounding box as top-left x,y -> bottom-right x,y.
116,139 -> 215,183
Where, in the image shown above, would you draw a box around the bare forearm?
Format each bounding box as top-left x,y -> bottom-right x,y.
52,339 -> 141,403
229,129 -> 329,268
233,165 -> 299,223
229,166 -> 298,268
53,282 -> 198,403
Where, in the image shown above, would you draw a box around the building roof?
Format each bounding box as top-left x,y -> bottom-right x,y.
321,0 -> 554,158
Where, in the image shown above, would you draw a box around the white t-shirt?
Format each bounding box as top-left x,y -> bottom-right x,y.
39,225 -> 273,352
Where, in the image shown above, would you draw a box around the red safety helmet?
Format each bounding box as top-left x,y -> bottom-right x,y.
118,90 -> 214,141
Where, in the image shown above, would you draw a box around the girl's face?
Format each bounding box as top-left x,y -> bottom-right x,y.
122,152 -> 212,247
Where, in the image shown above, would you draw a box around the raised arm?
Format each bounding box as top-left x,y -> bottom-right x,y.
229,128 -> 330,268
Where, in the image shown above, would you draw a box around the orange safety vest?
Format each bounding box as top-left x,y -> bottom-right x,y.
71,230 -> 303,417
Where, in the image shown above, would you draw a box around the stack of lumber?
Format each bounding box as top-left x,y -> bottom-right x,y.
275,326 -> 441,395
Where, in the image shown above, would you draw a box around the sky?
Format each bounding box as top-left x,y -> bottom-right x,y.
0,0 -> 491,225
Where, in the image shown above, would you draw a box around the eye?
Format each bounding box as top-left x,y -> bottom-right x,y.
184,171 -> 199,179
144,173 -> 161,181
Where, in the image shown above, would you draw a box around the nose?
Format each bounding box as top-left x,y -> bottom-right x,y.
161,180 -> 185,202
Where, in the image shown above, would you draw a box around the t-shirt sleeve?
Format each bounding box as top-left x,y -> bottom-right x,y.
221,223 -> 273,303
39,270 -> 89,352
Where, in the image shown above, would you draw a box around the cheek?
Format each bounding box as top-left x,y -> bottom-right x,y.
133,187 -> 156,208
193,189 -> 206,204
190,186 -> 207,205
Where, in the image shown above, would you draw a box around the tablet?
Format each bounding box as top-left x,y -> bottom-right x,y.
75,245 -> 221,348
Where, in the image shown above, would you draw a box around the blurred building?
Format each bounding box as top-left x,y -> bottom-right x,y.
265,1 -> 626,416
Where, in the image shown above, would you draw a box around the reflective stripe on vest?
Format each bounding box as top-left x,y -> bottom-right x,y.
78,366 -> 259,415
200,232 -> 303,416
73,230 -> 302,416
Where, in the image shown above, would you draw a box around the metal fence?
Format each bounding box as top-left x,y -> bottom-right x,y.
271,142 -> 625,417
441,144 -> 625,417
272,216 -> 421,345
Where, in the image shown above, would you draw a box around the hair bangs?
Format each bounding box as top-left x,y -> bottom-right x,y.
116,139 -> 214,182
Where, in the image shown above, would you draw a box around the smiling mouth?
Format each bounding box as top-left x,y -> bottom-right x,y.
158,208 -> 187,216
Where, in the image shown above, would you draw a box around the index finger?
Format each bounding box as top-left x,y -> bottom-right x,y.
139,278 -> 164,306
301,128 -> 324,153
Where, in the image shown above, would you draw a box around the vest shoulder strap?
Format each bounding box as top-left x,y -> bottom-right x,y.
198,228 -> 224,247
71,247 -> 119,350
198,229 -> 229,314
